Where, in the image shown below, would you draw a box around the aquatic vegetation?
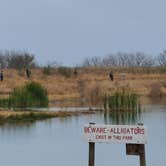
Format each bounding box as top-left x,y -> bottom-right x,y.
103,90 -> 142,124
0,81 -> 48,109
103,90 -> 141,112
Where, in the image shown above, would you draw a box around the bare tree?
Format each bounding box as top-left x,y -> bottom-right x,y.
158,51 -> 166,66
0,51 -> 7,68
117,52 -> 130,66
82,57 -> 92,67
91,56 -> 102,66
81,51 -> 155,68
6,50 -> 36,69
102,54 -> 118,67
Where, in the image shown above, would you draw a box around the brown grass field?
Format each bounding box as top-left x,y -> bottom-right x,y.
0,68 -> 166,106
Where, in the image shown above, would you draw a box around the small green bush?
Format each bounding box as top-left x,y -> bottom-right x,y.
8,81 -> 48,108
0,98 -> 9,108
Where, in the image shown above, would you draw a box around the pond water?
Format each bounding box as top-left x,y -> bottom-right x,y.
0,104 -> 166,166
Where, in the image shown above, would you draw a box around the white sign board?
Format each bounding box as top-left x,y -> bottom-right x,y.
83,124 -> 147,144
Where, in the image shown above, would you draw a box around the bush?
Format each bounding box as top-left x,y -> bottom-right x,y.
8,81 -> 48,108
6,51 -> 36,70
43,65 -> 52,75
149,82 -> 162,97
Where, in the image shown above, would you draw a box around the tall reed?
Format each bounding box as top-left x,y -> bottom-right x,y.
103,90 -> 141,112
0,81 -> 48,109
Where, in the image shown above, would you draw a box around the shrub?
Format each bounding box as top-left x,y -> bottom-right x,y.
8,81 -> 48,108
149,82 -> 162,97
43,65 -> 52,75
57,67 -> 72,77
0,98 -> 9,108
77,80 -> 103,106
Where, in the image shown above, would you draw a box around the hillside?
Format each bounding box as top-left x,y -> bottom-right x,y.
0,68 -> 166,106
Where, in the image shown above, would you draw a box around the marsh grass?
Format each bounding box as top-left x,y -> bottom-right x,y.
103,90 -> 141,112
0,98 -> 9,108
0,81 -> 48,109
103,90 -> 142,124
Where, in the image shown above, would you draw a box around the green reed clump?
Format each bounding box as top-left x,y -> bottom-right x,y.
103,90 -> 141,112
3,81 -> 49,109
0,98 -> 9,108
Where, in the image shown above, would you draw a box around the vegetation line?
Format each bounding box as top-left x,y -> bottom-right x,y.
0,110 -> 95,123
103,90 -> 141,112
0,81 -> 48,109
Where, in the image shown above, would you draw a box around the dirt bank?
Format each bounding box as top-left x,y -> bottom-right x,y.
0,109 -> 95,123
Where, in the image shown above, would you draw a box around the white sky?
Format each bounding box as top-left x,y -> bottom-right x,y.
0,0 -> 166,66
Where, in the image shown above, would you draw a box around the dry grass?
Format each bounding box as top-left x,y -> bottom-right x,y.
0,68 -> 166,106
0,109 -> 95,122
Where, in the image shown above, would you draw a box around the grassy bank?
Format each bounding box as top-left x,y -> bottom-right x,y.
0,110 -> 95,123
0,68 -> 166,106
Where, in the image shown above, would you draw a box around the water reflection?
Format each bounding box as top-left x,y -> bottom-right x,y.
104,108 -> 143,125
0,116 -> 79,143
0,120 -> 37,133
0,116 -> 73,132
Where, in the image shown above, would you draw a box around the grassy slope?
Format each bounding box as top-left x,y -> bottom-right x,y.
0,68 -> 166,104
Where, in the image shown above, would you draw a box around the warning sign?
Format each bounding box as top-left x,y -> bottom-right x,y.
83,124 -> 147,144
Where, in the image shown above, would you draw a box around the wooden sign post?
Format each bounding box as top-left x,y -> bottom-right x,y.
139,145 -> 146,166
126,144 -> 146,166
84,124 -> 147,166
88,122 -> 95,166
89,142 -> 95,166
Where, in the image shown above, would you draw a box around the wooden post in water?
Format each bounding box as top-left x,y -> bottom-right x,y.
138,123 -> 146,166
88,122 -> 95,166
139,144 -> 146,166
126,144 -> 146,166
89,142 -> 95,166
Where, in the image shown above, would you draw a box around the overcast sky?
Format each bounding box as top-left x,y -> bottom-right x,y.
0,0 -> 166,66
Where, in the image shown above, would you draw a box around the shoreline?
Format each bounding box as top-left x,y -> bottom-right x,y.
0,95 -> 165,124
0,110 -> 96,123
